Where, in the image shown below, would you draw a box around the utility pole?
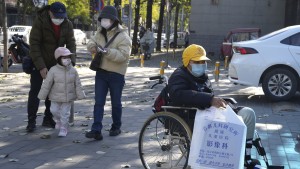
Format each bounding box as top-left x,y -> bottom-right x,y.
165,0 -> 171,68
1,0 -> 8,72
181,7 -> 184,32
128,0 -> 132,36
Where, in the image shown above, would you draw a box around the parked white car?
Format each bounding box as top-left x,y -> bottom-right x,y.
8,25 -> 32,44
0,27 -> 3,44
154,32 -> 166,48
74,29 -> 86,45
228,25 -> 300,101
163,32 -> 186,48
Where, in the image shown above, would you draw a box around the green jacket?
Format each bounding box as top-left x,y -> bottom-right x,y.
29,5 -> 76,70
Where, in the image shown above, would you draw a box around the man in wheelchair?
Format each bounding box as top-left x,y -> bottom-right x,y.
167,44 -> 260,169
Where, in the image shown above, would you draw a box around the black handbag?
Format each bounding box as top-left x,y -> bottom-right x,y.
89,32 -> 120,71
22,55 -> 35,74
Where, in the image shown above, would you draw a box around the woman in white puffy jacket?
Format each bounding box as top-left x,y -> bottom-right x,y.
38,47 -> 86,137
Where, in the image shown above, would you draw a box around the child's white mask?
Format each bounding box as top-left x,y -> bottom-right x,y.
62,58 -> 71,66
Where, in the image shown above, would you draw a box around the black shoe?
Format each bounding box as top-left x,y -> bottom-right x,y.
244,158 -> 261,169
42,117 -> 56,128
26,118 -> 36,132
85,131 -> 103,140
109,128 -> 121,136
26,123 -> 36,132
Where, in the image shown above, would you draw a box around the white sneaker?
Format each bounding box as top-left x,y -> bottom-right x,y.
58,127 -> 68,137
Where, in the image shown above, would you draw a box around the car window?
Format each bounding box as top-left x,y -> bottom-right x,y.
231,33 -> 250,42
250,32 -> 259,40
9,27 -> 27,32
281,32 -> 300,46
258,29 -> 288,41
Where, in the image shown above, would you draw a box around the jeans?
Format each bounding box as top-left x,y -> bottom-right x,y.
27,69 -> 52,120
91,70 -> 125,132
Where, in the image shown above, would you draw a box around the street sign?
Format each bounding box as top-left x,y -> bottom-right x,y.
32,0 -> 48,8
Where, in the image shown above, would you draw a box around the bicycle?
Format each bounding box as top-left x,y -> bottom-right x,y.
138,75 -> 284,169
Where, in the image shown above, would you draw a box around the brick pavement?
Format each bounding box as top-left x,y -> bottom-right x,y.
0,50 -> 299,169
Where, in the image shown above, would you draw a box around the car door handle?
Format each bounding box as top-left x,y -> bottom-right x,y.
222,42 -> 232,45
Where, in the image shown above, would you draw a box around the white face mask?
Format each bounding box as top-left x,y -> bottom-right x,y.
52,18 -> 64,25
101,19 -> 112,29
61,58 -> 71,66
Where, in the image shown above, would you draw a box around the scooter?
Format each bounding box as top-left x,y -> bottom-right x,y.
1,34 -> 29,67
141,42 -> 151,60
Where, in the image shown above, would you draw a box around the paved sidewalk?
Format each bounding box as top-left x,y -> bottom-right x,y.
0,51 -> 299,169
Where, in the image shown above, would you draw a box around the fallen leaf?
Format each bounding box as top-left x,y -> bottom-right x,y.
9,158 -> 19,162
73,140 -> 81,143
40,135 -> 51,139
96,151 -> 106,155
0,154 -> 8,158
121,164 -> 131,168
19,132 -> 27,136
3,127 -> 9,130
64,158 -> 73,161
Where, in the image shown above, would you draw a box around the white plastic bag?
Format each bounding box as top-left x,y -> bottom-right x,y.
188,105 -> 246,169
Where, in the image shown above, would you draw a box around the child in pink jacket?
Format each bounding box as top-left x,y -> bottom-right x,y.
38,47 -> 86,137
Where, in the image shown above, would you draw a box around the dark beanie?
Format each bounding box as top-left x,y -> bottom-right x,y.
98,6 -> 119,22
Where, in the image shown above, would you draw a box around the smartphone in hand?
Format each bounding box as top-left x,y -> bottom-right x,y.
97,46 -> 107,53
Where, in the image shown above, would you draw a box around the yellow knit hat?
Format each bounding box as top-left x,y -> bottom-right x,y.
182,44 -> 210,67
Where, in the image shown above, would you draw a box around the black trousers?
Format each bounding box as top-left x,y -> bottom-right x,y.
27,69 -> 52,120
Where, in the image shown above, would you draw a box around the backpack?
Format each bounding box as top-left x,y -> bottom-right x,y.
152,86 -> 170,113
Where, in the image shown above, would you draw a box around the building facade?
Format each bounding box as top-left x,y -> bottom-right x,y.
189,0 -> 286,57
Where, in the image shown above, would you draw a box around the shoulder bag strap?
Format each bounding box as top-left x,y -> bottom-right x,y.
104,32 -> 120,48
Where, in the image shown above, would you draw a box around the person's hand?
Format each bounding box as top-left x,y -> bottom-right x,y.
90,47 -> 97,55
102,48 -> 109,54
40,68 -> 48,79
211,97 -> 227,108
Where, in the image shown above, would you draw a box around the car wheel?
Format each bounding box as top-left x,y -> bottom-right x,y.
262,68 -> 298,101
8,58 -> 13,67
82,38 -> 86,45
170,42 -> 175,48
1,58 -> 12,67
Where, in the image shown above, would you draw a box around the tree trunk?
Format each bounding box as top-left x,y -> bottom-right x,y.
156,0 -> 165,52
114,0 -> 122,24
1,0 -> 8,73
146,0 -> 153,29
173,3 -> 180,48
131,0 -> 140,54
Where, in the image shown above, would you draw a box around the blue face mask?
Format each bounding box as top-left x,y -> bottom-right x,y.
190,63 -> 207,77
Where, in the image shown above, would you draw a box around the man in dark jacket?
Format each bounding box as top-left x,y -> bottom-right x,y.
168,44 -> 261,168
26,2 -> 76,132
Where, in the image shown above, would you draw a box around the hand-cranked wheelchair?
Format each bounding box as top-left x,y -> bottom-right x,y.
138,75 -> 284,169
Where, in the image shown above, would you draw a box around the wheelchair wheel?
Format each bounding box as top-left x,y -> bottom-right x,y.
139,111 -> 192,169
